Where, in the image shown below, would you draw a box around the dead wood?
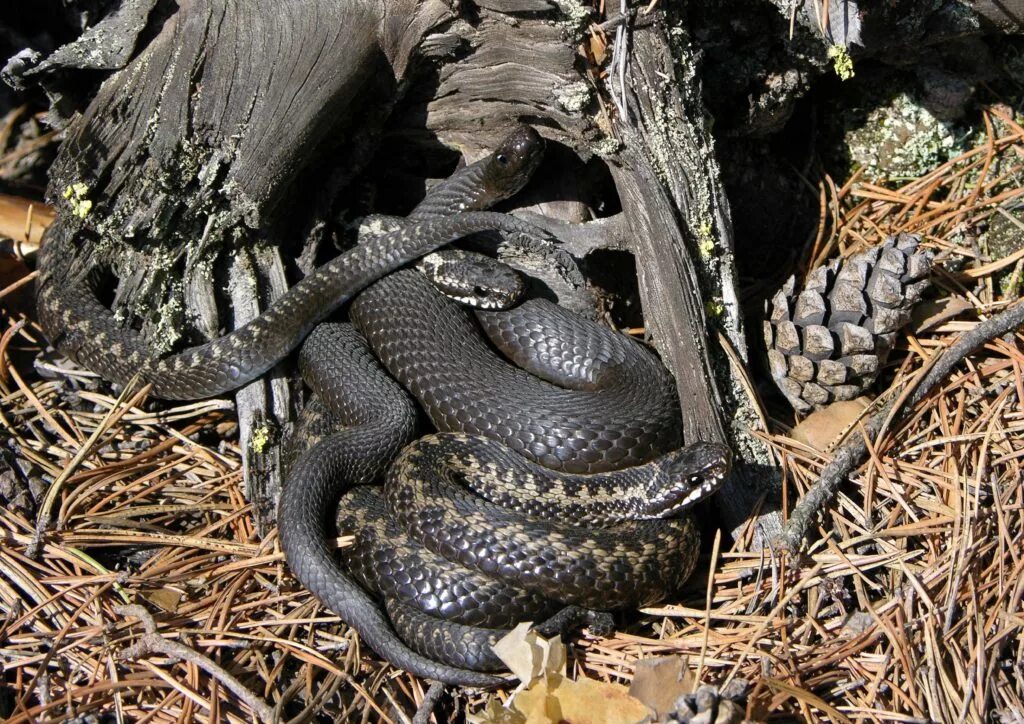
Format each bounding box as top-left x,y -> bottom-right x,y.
20,0 -> 453,520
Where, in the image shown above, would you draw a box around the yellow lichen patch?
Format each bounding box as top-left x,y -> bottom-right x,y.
696,220 -> 715,258
249,425 -> 271,453
827,44 -> 854,81
63,182 -> 93,219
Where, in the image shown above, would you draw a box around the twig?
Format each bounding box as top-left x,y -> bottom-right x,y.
114,604 -> 275,723
777,296 -> 1024,551
609,0 -> 630,124
412,682 -> 446,724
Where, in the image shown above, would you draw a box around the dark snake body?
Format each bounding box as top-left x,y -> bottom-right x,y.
36,124 -> 729,685
280,128 -> 729,684
383,433 -> 724,609
350,271 -> 682,472
288,320 -> 727,680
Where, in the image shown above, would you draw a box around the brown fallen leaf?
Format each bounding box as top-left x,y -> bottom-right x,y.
470,698 -> 526,724
790,398 -> 872,452
512,674 -> 653,724
628,655 -> 696,718
491,621 -> 566,686
140,586 -> 185,613
589,28 -> 608,65
909,295 -> 973,333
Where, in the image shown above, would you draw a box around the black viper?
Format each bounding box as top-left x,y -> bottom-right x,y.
35,128 -> 548,400
35,124 -> 730,686
280,127 -> 730,685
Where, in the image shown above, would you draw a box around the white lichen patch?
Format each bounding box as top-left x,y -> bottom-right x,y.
554,81 -> 592,114
590,136 -> 622,158
552,0 -> 591,37
845,93 -> 969,180
150,289 -> 185,353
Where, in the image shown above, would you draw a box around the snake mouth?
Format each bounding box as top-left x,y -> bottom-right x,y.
678,462 -> 730,508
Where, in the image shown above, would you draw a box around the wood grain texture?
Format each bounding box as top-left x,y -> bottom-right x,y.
40,0 -> 444,522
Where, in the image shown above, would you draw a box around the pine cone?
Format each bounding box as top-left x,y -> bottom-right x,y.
764,233 -> 933,413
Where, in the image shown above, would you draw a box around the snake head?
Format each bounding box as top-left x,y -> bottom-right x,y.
418,249 -> 526,310
640,441 -> 732,518
481,125 -> 545,200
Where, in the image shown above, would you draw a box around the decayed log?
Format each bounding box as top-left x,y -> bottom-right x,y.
613,11 -> 781,538
15,0 -> 455,513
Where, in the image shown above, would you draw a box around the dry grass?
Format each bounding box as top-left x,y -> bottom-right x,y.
1,106 -> 1024,722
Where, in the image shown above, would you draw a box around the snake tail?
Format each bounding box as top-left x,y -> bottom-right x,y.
278,325 -> 507,687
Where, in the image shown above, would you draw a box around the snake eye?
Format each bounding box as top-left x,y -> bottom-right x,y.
495,153 -> 509,166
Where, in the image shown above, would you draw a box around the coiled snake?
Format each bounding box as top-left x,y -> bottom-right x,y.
36,125 -> 731,687
280,128 -> 731,685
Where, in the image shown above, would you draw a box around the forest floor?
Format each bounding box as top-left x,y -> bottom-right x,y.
1,104 -> 1024,722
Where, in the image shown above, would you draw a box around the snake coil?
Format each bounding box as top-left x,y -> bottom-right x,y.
281,126 -> 731,685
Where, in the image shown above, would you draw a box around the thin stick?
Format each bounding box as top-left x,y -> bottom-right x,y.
411,682 -> 446,724
114,604 -> 274,723
695,528 -> 722,683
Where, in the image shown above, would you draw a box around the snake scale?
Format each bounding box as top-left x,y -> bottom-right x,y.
280,127 -> 730,684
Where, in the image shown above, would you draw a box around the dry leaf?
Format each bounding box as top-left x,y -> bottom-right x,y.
512,674 -> 653,724
841,610 -> 875,636
628,655 -> 695,718
468,698 -> 527,724
492,622 -> 566,685
141,587 -> 184,613
589,30 -> 607,65
790,398 -> 871,451
910,295 -> 973,333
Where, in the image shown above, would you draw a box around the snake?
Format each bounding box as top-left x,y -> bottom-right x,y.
35,127 -> 547,400
35,120 -> 732,685
278,127 -> 732,685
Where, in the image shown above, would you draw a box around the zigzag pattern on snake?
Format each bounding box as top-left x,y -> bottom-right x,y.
279,126 -> 731,685
34,122 -> 731,686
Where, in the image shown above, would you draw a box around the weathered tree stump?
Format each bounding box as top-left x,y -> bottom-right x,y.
12,0 -> 1019,540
